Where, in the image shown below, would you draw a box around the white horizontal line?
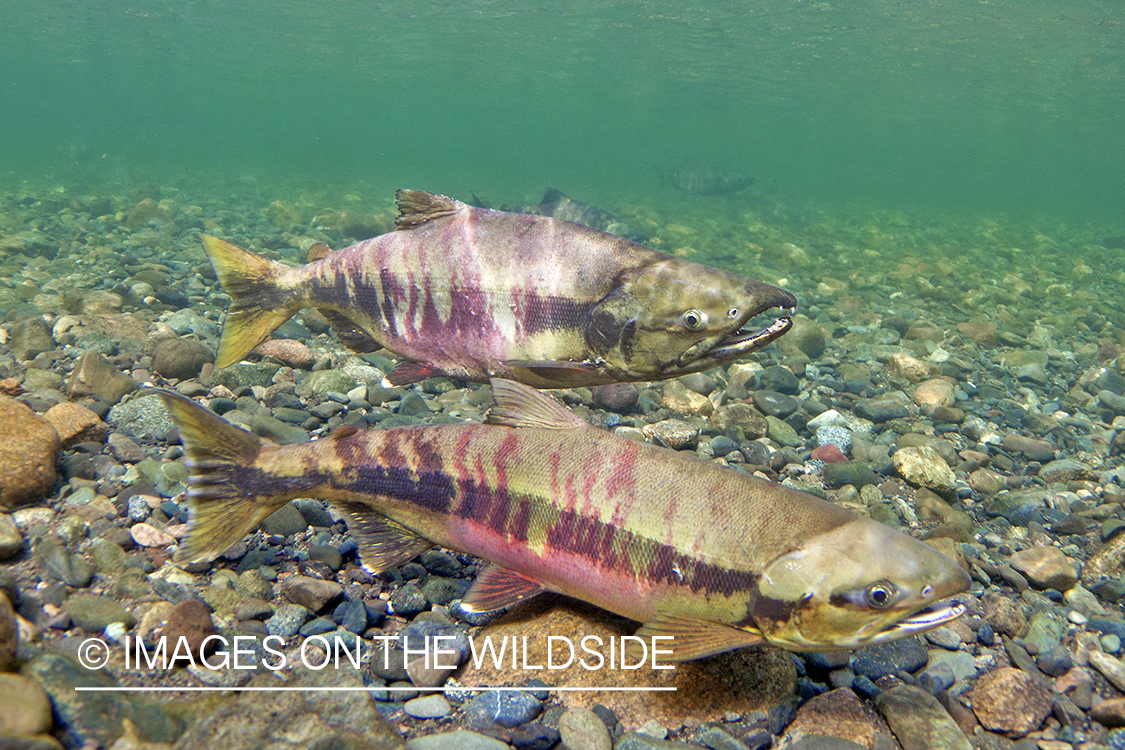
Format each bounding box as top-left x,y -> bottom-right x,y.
74,686 -> 677,693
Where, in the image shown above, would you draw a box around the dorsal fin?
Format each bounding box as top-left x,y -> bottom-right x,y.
306,241 -> 333,263
486,378 -> 589,429
394,190 -> 462,230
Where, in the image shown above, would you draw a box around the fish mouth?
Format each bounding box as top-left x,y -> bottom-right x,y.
869,599 -> 968,643
707,307 -> 795,361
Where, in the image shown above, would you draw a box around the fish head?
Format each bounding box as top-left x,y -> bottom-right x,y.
750,518 -> 971,651
585,258 -> 796,379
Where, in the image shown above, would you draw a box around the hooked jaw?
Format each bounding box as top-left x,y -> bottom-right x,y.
693,283 -> 798,366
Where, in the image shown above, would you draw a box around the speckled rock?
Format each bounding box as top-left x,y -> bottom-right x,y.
980,592 -> 1028,638
970,667 -> 1052,737
643,419 -> 700,450
106,393 -> 175,443
892,446 -> 955,493
710,404 -> 768,438
1009,546 -> 1077,591
463,689 -> 542,729
0,396 -> 60,509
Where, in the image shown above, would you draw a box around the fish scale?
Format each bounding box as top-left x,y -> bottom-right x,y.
157,380 -> 970,662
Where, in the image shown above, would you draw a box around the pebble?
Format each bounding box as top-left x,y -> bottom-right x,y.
280,575 -> 343,612
407,730 -> 510,750
753,389 -> 799,418
874,684 -> 971,750
1009,546 -> 1077,591
851,637 -> 928,680
558,707 -> 612,750
891,446 -> 956,493
642,419 -> 700,450
130,521 -> 176,548
0,513 -> 23,559
970,667 -> 1053,737
1090,651 -> 1125,692
462,689 -> 542,729
404,694 -> 452,719
0,592 -> 17,671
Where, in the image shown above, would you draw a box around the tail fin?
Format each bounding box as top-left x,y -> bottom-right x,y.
199,234 -> 304,369
155,389 -> 279,564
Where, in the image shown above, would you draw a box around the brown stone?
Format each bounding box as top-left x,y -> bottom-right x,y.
457,597 -> 795,730
0,396 -> 59,509
710,403 -> 767,439
1009,546 -> 1077,591
0,591 -> 17,671
161,599 -> 217,665
887,353 -> 939,383
913,377 -> 957,408
781,687 -> 897,749
0,673 -> 53,736
67,351 -> 138,405
980,592 -> 1027,638
970,667 -> 1052,737
661,379 -> 713,417
281,576 -> 344,612
874,684 -> 972,750
42,402 -> 110,449
956,320 -> 999,348
257,338 -> 317,369
1091,697 -> 1125,727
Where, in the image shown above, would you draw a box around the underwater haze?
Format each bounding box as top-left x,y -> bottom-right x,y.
2,0 -> 1123,221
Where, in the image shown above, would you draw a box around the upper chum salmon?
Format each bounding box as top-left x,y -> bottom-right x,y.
156,380 -> 970,662
200,190 -> 796,388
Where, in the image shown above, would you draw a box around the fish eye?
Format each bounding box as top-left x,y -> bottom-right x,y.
727,307 -> 740,319
682,309 -> 707,330
864,581 -> 897,609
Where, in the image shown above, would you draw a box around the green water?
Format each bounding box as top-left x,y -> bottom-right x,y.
2,0 -> 1123,222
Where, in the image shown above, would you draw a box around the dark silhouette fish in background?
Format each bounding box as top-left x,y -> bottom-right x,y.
658,161 -> 755,197
201,190 -> 795,389
471,187 -> 650,243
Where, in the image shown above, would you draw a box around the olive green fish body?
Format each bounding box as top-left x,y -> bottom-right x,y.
159,381 -> 969,661
201,191 -> 796,387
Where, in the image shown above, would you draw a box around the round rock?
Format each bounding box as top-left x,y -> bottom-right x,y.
152,338 -> 215,380
970,666 -> 1052,737
892,446 -> 956,493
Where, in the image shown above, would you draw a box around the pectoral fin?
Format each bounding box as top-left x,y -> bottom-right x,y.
382,362 -> 443,387
633,613 -> 766,662
460,564 -> 547,613
503,359 -> 601,385
333,501 -> 432,573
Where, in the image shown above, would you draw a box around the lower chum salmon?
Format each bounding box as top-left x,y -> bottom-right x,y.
156,380 -> 969,661
200,190 -> 796,388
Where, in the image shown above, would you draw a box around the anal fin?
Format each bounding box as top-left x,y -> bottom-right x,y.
460,564 -> 546,613
333,500 -> 432,573
632,613 -> 765,662
320,310 -> 382,354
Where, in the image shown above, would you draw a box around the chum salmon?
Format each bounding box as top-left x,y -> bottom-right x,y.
200,190 -> 796,388
157,380 -> 969,662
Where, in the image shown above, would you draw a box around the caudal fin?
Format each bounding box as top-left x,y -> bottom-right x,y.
155,389 -> 279,564
200,234 -> 303,369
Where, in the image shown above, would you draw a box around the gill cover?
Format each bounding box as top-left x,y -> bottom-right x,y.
751,519 -> 971,651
